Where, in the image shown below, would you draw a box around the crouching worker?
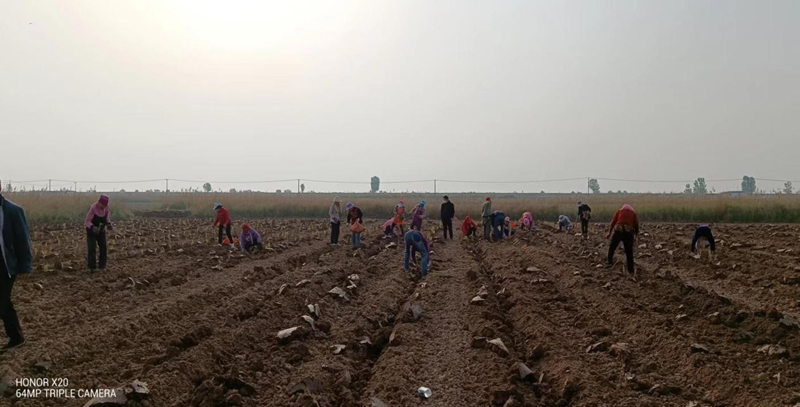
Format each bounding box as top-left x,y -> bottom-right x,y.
380,218 -> 397,238
691,225 -> 716,261
239,224 -> 263,253
606,204 -> 639,275
404,229 -> 430,278
519,212 -> 534,232
503,217 -> 514,238
461,216 -> 478,240
557,215 -> 572,233
85,195 -> 113,271
491,211 -> 506,241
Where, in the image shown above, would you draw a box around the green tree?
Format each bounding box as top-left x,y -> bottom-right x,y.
692,178 -> 708,194
684,184 -> 692,194
300,183 -> 305,193
588,178 -> 600,194
370,176 -> 380,193
229,188 -> 237,193
784,181 -> 793,194
202,182 -> 212,193
741,176 -> 756,194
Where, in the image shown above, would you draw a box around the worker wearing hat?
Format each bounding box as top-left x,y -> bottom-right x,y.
481,197 -> 492,241
329,197 -> 341,245
213,203 -> 233,247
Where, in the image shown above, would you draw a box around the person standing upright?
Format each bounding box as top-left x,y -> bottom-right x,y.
85,195 -> 113,271
213,203 -> 233,246
440,196 -> 455,240
1,182 -> 32,350
393,201 -> 406,235
410,200 -> 426,231
481,197 -> 492,241
329,197 -> 341,245
578,201 -> 592,240
606,204 -> 639,275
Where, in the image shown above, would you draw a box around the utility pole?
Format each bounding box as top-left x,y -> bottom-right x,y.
166,179 -> 169,193
434,179 -> 437,194
587,177 -> 590,196
48,179 -> 52,192
74,182 -> 77,192
297,179 -> 300,194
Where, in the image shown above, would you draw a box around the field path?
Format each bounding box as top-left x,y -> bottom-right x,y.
360,237 -> 519,406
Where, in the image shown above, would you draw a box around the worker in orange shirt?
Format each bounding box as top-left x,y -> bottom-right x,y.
606,204 -> 639,275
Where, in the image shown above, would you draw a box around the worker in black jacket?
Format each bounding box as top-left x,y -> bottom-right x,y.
440,196 -> 455,240
0,183 -> 33,351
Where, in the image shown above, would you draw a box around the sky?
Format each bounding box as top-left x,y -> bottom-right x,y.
1,0 -> 798,193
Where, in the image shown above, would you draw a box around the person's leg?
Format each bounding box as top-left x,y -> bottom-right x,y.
581,219 -> 588,235
87,229 -> 97,270
98,231 -> 108,270
225,224 -> 233,243
483,218 -> 490,240
622,232 -> 635,274
218,226 -> 224,244
334,221 -> 340,244
418,243 -> 430,277
0,271 -> 23,346
608,231 -> 622,265
442,221 -> 447,239
448,221 -> 453,239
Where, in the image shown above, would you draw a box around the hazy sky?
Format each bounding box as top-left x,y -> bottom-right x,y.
2,0 -> 798,193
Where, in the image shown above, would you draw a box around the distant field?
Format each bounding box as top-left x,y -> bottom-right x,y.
6,191 -> 800,224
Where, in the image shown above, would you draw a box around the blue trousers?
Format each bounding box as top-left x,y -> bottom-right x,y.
404,234 -> 430,277
492,219 -> 505,240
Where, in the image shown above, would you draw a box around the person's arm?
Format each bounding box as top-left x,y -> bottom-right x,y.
690,230 -> 699,253
358,209 -> 363,223
240,233 -> 248,253
607,211 -> 619,236
13,208 -> 33,273
633,213 -> 640,235
404,240 -> 411,270
84,206 -> 95,229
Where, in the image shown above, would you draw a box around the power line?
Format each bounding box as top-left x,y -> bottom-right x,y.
595,177 -> 742,183
170,178 -> 298,184
4,176 -> 799,187
438,178 -> 586,184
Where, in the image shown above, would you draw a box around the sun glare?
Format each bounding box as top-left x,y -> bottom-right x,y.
165,0 -> 345,52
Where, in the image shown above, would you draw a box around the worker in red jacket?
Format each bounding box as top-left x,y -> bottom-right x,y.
606,204 -> 639,274
213,203 -> 233,246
